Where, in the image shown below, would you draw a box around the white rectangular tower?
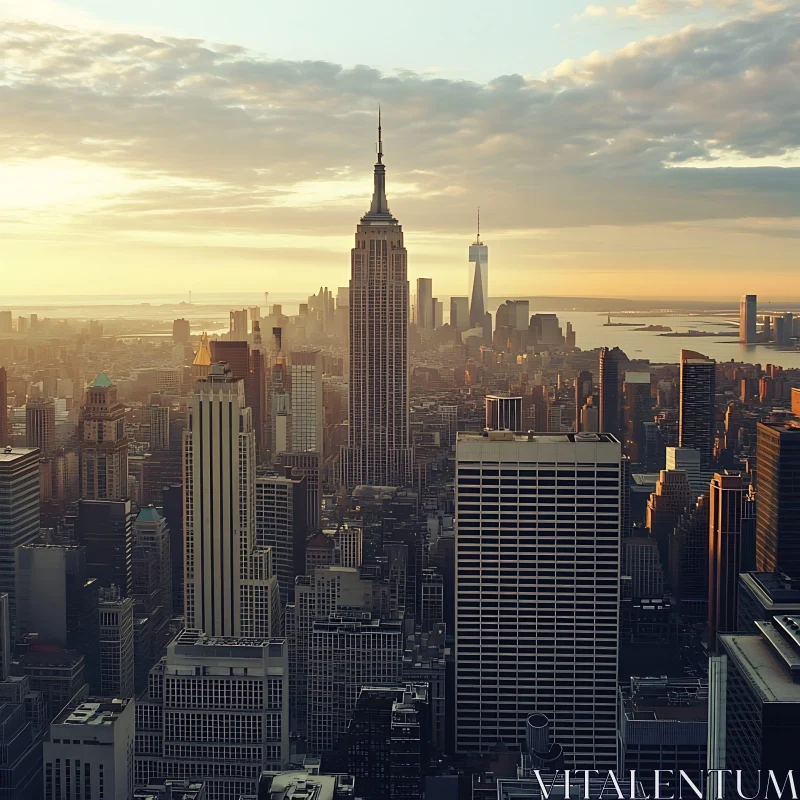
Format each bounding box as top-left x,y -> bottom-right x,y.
455,430 -> 621,768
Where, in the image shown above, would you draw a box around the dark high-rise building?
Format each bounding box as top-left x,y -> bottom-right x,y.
160,484 -> 184,615
76,498 -> 134,597
574,370 -> 593,432
25,399 -> 55,456
599,347 -> 628,440
739,294 -> 757,344
210,339 -> 267,461
341,116 -> 411,488
622,372 -> 651,465
416,278 -> 433,330
15,543 -> 100,690
709,618 -> 800,799
737,572 -> 800,633
0,368 -> 8,447
670,495 -> 709,619
79,373 -> 128,500
0,702 -> 43,800
708,473 -> 751,652
346,684 -> 430,800
755,421 -> 800,580
678,349 -> 716,471
0,448 -> 40,631
449,296 -> 469,330
485,395 -> 522,432
618,677 -> 707,795
172,318 -> 190,343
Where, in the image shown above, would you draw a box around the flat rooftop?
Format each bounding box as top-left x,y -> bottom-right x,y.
458,431 -> 619,444
721,625 -> 800,702
0,446 -> 39,464
54,698 -> 130,726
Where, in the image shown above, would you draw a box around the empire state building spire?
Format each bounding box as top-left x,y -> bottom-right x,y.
365,107 -> 393,221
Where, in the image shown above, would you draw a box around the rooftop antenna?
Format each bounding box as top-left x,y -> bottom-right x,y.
377,105 -> 383,165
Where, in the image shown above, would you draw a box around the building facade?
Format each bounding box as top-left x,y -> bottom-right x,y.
455,431 -> 621,767
678,350 -> 716,471
134,631 -> 289,800
341,119 -> 411,488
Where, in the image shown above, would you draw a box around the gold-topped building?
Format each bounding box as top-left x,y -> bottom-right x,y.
192,332 -> 212,380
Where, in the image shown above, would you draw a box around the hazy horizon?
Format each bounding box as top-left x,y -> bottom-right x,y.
2,0 -> 799,298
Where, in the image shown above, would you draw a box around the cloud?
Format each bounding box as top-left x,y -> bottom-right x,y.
0,5 -> 799,295
574,5 -> 610,21
616,0 -> 749,18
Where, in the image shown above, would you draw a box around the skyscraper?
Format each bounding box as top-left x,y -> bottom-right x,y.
25,399 -> 55,456
416,278 -> 433,329
708,473 -> 750,651
76,498 -> 134,597
455,431 -> 621,768
599,347 -> 628,441
0,447 -> 40,631
183,363 -> 280,638
290,350 -> 323,457
679,349 -> 716,470
135,631 -> 289,799
45,698 -> 135,800
449,296 -> 469,330
0,367 -> 8,447
484,395 -> 522,432
622,372 -> 651,464
468,210 -> 488,326
79,373 -> 128,501
739,294 -> 757,343
341,115 -> 411,488
755,421 -> 800,579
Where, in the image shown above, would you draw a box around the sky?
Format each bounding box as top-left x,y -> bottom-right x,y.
1,0 -> 798,300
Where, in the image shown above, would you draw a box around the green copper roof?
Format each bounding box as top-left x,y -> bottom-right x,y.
91,372 -> 113,388
136,505 -> 162,523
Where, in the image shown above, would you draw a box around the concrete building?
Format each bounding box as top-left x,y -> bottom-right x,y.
709,618 -> 800,798
279,451 -> 320,531
755,420 -> 800,579
665,447 -> 708,498
76,498 -> 134,597
25,399 -> 55,456
678,350 -> 716,471
346,684 -> 429,800
599,347 -> 627,442
0,701 -> 43,800
646,469 -> 693,582
0,595 -> 9,681
618,678 -> 707,794
184,364 -> 279,638
485,395 -> 522,432
0,368 -> 8,447
15,544 -> 99,687
256,766 -> 355,800
98,587 -> 134,699
738,572 -> 800,632
45,698 -> 134,800
341,118 -> 411,488
455,431 -> 621,767
134,630 -> 289,800
670,495 -> 710,618
449,296 -> 469,330
289,350 -> 323,454
287,567 -> 387,738
740,294 -> 757,344
622,537 -> 664,600
333,523 -> 363,569
79,373 -> 129,500
307,615 -> 403,757
12,648 -> 87,723
0,447 -> 40,630
255,471 -> 308,605
708,473 -> 754,651
416,278 -> 433,330
134,779 -> 206,800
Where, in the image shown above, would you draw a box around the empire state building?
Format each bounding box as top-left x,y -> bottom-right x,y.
341,114 -> 412,488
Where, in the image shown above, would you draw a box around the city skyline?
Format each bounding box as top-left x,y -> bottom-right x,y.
2,2 -> 799,298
